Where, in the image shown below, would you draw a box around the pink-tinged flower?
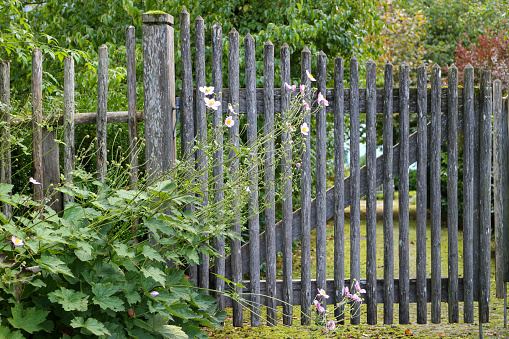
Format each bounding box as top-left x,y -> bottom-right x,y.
286,122 -> 295,132
204,97 -> 221,110
343,286 -> 350,296
228,103 -> 237,115
317,92 -> 329,106
300,122 -> 309,136
284,82 -> 296,91
306,70 -> 316,82
29,177 -> 41,185
150,291 -> 159,297
296,163 -> 301,168
225,116 -> 235,128
199,86 -> 214,95
300,84 -> 306,94
302,100 -> 310,111
355,281 -> 366,294
11,236 -> 24,247
313,299 -> 325,313
326,320 -> 336,331
350,294 -> 362,302
317,288 -> 329,299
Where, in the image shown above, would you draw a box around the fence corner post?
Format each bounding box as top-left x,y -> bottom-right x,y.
142,11 -> 176,180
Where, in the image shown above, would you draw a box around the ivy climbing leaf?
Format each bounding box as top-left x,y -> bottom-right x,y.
37,254 -> 74,277
70,317 -> 111,336
92,283 -> 124,312
7,303 -> 49,334
48,287 -> 89,311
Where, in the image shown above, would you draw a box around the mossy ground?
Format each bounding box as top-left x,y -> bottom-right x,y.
207,192 -> 509,338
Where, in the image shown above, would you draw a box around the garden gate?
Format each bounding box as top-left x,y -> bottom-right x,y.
1,10 -> 508,329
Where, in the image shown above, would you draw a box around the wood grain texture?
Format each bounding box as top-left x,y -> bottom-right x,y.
300,47 -> 312,325
383,62 -> 394,325
365,59 -> 377,325
245,33 -> 261,327
126,26 -> 139,189
63,56 -> 75,206
211,22 -> 225,311
416,63 -> 427,324
430,64 -> 442,324
462,64 -> 475,323
96,45 -> 108,183
333,57 -> 345,322
31,48 -> 44,202
0,60 -> 12,218
479,67 -> 492,323
263,40 -> 277,326
447,65 -> 459,323
280,42 -> 293,326
315,51 -> 327,311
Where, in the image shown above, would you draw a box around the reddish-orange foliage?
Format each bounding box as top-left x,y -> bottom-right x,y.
455,30 -> 509,91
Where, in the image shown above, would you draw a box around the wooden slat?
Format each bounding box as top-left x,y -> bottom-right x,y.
245,33 -> 261,327
63,56 -> 75,206
32,48 -> 44,203
365,59 -> 377,325
263,40 -> 277,326
211,22 -> 225,311
280,42 -> 293,326
96,45 -> 108,183
462,64 -> 475,323
479,67 -> 492,323
503,97 -> 509,285
493,79 -> 504,299
300,47 -> 312,325
0,60 -> 12,218
222,277 -> 472,308
416,63 -> 427,324
383,62 -> 394,325
430,64 -> 442,324
473,69 -> 481,304
228,28 -> 243,327
447,65 -> 459,323
126,26 -> 139,189
398,63 -> 410,324
194,15 -> 209,295
333,56 -> 345,322
315,51 -> 327,312
349,57 -> 361,325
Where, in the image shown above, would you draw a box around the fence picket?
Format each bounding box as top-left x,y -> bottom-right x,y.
349,56 -> 361,325
245,33 -> 261,327
316,51 -> 327,311
228,28 -> 243,327
280,42 -> 293,326
211,22 -> 225,311
333,56 -> 345,322
365,59 -> 377,325
96,45 -> 108,183
447,65 -> 459,323
430,64 -> 442,324
479,67 -> 492,323
194,15 -> 209,294
0,60 -> 12,218
126,26 -> 138,189
398,63 -> 410,324
300,47 -> 312,325
63,56 -> 75,206
416,63 -> 427,324
263,40 -> 277,326
493,79 -> 504,299
32,48 -> 44,202
383,62 -> 394,325
462,64 -> 474,323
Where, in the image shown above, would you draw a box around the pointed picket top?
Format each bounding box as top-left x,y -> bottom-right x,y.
351,55 -> 358,62
213,21 -> 221,29
401,61 -> 409,68
418,62 -> 426,69
318,50 -> 326,57
335,55 -> 344,63
450,63 -> 458,71
230,27 -> 239,36
432,63 -> 441,70
195,15 -> 204,22
245,33 -> 254,42
265,39 -> 274,47
464,63 -> 473,70
385,60 -> 393,66
180,8 -> 189,15
302,47 -> 311,54
282,42 -> 289,49
366,58 -> 376,66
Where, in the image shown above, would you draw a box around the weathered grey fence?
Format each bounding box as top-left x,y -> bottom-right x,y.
0,10 -> 508,330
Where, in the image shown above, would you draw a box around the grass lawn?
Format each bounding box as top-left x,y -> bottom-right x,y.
207,192 -> 509,338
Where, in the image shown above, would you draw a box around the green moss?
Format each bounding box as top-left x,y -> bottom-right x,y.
145,10 -> 167,15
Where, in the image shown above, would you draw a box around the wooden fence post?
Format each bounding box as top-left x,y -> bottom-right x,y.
126,26 -> 139,188
0,60 -> 12,218
63,56 -> 75,206
32,48 -> 44,203
96,45 -> 108,183
142,12 -> 175,179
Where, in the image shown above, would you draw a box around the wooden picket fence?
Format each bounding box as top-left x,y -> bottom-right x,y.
1,10 -> 508,329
